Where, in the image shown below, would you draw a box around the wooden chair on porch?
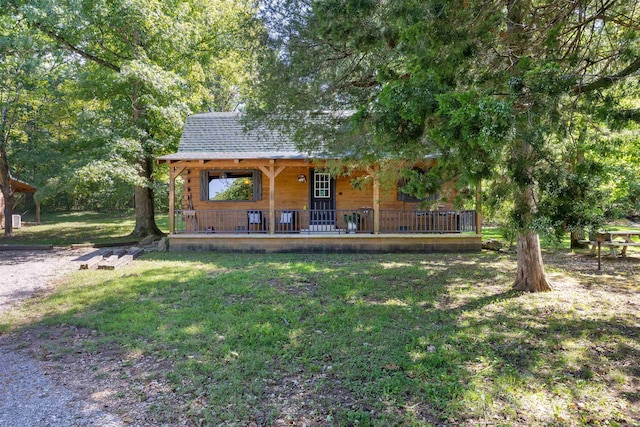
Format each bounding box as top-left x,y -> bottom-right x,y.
183,194 -> 198,231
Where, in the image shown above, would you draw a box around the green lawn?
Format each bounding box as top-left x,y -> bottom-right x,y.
0,211 -> 169,246
0,213 -> 638,425
1,250 -> 638,426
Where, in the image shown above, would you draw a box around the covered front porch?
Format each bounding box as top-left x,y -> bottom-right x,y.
173,208 -> 478,235
161,159 -> 483,253
168,207 -> 481,253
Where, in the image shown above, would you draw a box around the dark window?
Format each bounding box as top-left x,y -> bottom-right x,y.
200,170 -> 262,201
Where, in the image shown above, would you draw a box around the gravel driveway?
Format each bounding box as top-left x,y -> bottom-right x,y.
0,248 -> 124,426
0,248 -> 93,314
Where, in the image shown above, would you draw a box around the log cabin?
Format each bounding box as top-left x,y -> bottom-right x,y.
158,112 -> 481,252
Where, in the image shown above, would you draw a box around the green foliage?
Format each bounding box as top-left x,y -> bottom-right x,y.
251,0 -> 640,281
0,14 -> 66,233
536,159 -> 607,241
431,91 -> 513,182
1,0 -> 265,225
212,178 -> 253,201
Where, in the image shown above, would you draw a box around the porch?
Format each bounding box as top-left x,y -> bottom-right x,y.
169,208 -> 482,253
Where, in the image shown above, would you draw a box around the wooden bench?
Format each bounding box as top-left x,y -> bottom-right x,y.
583,231 -> 640,270
578,239 -> 597,255
603,241 -> 640,257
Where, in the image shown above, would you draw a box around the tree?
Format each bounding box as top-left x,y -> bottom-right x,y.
0,16 -> 55,235
5,0 -> 263,237
251,0 -> 640,291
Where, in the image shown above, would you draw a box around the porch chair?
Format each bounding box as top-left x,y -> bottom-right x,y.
247,210 -> 267,233
279,210 -> 297,232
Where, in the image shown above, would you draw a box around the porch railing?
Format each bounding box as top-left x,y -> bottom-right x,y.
379,209 -> 477,233
174,209 -> 477,234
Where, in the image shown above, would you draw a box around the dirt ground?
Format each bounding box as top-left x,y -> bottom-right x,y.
0,246 -> 193,426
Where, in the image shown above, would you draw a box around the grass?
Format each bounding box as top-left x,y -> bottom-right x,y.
2,252 -> 639,426
0,213 -> 638,425
0,211 -> 169,246
483,223 -> 640,251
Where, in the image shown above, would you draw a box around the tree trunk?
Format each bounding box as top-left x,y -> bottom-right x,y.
130,78 -> 163,239
131,156 -> 163,238
0,140 -> 14,236
503,0 -> 552,292
512,180 -> 552,292
2,190 -> 14,236
570,230 -> 589,249
513,230 -> 552,291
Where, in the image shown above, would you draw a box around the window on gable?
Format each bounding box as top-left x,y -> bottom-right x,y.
200,170 -> 262,201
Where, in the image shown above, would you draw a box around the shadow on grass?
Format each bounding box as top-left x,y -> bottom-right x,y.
2,251 -> 638,426
0,211 -> 169,246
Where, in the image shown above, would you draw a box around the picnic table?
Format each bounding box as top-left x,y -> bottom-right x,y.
580,230 -> 640,271
601,231 -> 640,257
581,231 -> 640,257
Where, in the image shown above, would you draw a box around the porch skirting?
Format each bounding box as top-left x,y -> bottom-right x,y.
169,233 -> 482,253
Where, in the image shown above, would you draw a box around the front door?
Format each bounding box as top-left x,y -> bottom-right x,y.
310,169 -> 336,225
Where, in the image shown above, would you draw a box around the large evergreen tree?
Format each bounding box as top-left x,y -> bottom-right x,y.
252,0 -> 640,292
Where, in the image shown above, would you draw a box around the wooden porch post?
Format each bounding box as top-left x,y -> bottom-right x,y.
367,166 -> 381,235
475,179 -> 482,235
169,165 -> 186,234
169,168 -> 175,234
268,165 -> 275,234
259,163 -> 286,235
373,175 -> 380,234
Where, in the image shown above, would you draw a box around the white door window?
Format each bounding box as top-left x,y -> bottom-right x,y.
314,172 -> 331,198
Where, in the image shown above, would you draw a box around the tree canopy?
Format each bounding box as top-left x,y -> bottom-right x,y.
0,15 -> 64,234
1,0 -> 264,236
251,0 -> 640,291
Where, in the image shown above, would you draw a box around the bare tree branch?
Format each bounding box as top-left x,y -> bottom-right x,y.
575,56 -> 640,94
31,22 -> 121,72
